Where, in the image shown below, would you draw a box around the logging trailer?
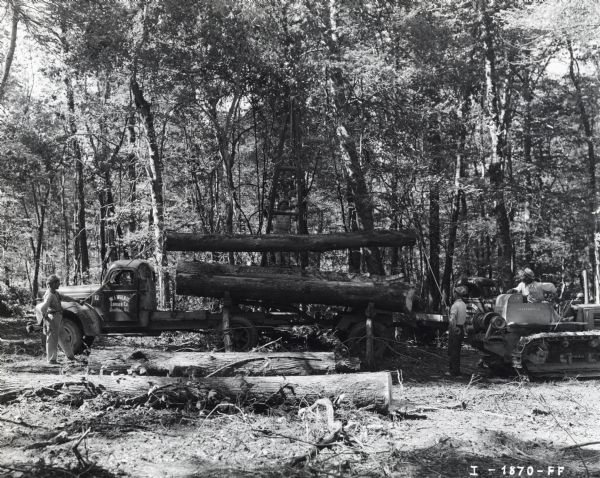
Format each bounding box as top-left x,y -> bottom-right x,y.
31,230 -> 456,361
36,259 -> 416,357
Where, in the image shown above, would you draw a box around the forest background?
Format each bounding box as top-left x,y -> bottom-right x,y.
0,0 -> 599,311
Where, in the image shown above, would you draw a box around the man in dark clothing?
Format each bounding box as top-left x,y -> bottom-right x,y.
448,285 -> 468,376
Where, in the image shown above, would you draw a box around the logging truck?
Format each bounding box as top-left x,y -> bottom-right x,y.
38,259 -> 420,356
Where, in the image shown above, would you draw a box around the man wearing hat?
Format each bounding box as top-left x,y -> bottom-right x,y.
448,285 -> 468,376
512,268 -> 547,303
35,274 -> 76,364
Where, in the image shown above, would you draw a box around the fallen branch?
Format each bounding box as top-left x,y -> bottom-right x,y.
71,428 -> 92,467
562,441 -> 600,450
251,337 -> 282,352
24,431 -> 70,450
289,398 -> 346,467
416,402 -> 464,412
0,417 -> 46,429
254,429 -> 321,447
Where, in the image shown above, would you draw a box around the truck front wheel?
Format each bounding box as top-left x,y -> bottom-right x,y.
62,318 -> 84,355
40,318 -> 84,356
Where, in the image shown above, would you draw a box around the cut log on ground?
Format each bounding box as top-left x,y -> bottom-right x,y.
177,262 -> 414,312
166,230 -> 416,252
0,371 -> 392,413
85,347 -> 360,376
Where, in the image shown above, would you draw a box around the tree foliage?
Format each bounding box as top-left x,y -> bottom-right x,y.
0,0 -> 599,306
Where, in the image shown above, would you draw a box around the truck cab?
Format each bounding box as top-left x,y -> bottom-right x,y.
95,260 -> 157,325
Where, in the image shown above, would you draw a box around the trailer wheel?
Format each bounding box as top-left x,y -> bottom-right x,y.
219,316 -> 259,351
346,322 -> 390,359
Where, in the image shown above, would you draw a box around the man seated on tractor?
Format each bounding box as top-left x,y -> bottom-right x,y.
562,292 -> 585,321
509,268 -> 556,303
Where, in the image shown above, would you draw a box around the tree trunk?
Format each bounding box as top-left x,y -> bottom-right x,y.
0,1 -> 19,101
65,76 -> 89,280
100,171 -> 120,268
522,71 -> 534,267
1,372 -> 392,413
99,190 -> 107,266
427,127 -> 441,310
166,230 -> 416,253
24,185 -> 50,304
479,1 -> 513,289
264,112 -> 290,238
60,173 -> 70,285
442,99 -> 470,300
130,78 -> 167,307
291,100 -> 309,268
176,261 -> 415,312
326,0 -> 383,275
206,94 -> 244,264
83,348 -> 359,376
442,185 -> 463,301
347,186 -> 362,273
568,40 -> 599,303
125,112 -> 138,258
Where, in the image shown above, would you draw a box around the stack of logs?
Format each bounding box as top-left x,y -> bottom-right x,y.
168,230 -> 417,366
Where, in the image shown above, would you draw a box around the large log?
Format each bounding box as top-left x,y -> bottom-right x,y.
85,347 -> 360,376
0,371 -> 392,412
165,230 -> 416,252
176,261 -> 414,311
178,262 -> 406,283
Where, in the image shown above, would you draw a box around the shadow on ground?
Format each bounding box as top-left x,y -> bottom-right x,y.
0,463 -> 116,478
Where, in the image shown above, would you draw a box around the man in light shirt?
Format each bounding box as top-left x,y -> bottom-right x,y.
448,285 -> 467,376
511,268 -> 556,303
35,275 -> 76,364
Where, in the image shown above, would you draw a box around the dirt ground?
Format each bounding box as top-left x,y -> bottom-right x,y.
1,316 -> 599,478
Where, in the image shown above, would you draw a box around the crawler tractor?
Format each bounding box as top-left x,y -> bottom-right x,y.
466,293 -> 600,379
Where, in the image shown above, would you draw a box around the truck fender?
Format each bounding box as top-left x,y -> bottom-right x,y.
61,302 -> 103,336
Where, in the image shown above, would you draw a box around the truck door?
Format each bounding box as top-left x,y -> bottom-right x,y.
106,269 -> 139,322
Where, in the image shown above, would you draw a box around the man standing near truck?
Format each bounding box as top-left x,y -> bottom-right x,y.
448,285 -> 467,376
35,274 -> 76,364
